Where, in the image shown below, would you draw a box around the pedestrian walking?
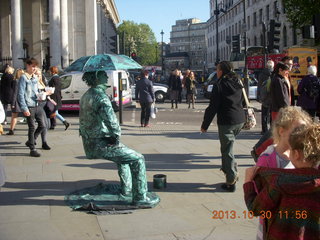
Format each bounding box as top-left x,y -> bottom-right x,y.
48,66 -> 70,130
270,61 -> 292,121
186,71 -> 197,109
168,69 -> 182,109
0,65 -> 15,125
135,70 -> 155,127
251,58 -> 294,162
201,61 -> 245,192
297,65 -> 320,119
6,69 -> 24,135
17,58 -> 46,157
34,67 -> 51,150
257,60 -> 274,134
183,69 -> 191,103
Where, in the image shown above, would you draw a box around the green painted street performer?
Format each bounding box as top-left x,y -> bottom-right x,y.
79,70 -> 159,207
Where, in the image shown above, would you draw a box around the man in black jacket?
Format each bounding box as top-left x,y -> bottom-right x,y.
135,70 -> 155,127
201,61 -> 245,192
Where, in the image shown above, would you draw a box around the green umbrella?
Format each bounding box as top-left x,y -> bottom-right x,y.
64,54 -> 142,72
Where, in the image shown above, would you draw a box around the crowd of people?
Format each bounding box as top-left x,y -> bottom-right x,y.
167,69 -> 198,109
196,58 -> 320,238
134,68 -> 199,127
1,57 -> 319,237
245,57 -> 320,239
0,58 -> 70,157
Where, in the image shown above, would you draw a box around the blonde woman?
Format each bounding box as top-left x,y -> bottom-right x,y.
6,69 -> 24,135
34,67 -> 51,150
186,71 -> 197,109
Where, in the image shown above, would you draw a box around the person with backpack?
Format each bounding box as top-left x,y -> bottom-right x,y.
251,58 -> 294,162
257,60 -> 274,134
297,65 -> 320,119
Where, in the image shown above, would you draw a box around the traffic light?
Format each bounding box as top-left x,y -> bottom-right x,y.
109,35 -> 118,54
232,34 -> 241,53
131,52 -> 137,61
268,20 -> 281,52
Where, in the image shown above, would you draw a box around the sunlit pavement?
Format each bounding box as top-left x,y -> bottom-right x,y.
0,100 -> 262,240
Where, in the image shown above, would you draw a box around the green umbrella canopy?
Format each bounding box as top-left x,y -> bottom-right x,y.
64,54 -> 142,72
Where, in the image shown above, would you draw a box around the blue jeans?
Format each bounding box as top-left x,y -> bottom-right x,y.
55,110 -> 65,122
218,123 -> 243,184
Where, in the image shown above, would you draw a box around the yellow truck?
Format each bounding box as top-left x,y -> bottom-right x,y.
247,46 -> 318,96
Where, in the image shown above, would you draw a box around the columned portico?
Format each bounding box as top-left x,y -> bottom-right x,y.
85,0 -> 98,55
11,0 -> 24,68
49,0 -> 62,68
0,0 -> 11,62
60,0 -> 69,68
0,0 -> 120,70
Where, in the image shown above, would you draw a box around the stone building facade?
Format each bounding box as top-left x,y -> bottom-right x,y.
207,0 -> 306,71
0,0 -> 119,70
169,18 -> 207,73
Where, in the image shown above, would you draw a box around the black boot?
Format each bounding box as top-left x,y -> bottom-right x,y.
6,130 -> 14,135
63,121 -> 70,130
50,118 -> 56,130
30,150 -> 41,157
42,142 -> 51,150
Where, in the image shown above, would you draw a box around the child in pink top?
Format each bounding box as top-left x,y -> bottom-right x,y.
255,106 -> 312,240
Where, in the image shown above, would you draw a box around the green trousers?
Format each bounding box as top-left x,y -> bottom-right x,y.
82,137 -> 147,202
218,123 -> 243,184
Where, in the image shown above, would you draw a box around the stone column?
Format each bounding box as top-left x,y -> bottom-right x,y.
67,0 -> 74,63
31,0 -> 42,65
11,0 -> 24,68
60,0 -> 69,68
49,0 -> 61,68
96,4 -> 102,54
85,0 -> 97,55
0,0 -> 11,62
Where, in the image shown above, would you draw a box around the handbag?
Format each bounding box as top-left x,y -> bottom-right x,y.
43,97 -> 57,118
150,103 -> 157,119
240,81 -> 256,130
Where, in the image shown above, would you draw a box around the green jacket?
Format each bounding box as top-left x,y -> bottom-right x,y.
79,85 -> 121,141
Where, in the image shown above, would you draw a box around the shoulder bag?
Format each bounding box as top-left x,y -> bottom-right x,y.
240,81 -> 256,130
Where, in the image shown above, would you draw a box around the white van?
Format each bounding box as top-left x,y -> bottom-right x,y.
59,70 -> 132,110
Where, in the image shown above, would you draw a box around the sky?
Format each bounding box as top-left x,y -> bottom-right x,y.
114,0 -> 210,43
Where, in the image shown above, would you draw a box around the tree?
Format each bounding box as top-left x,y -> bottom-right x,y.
118,21 -> 159,66
283,0 -> 320,28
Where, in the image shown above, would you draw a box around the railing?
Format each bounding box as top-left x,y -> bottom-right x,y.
0,57 -> 13,69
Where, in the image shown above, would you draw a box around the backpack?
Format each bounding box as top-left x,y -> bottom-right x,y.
306,77 -> 320,100
259,77 -> 272,106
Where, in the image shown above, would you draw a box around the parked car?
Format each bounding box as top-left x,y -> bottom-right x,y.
131,82 -> 168,103
203,71 -> 258,100
59,70 -> 132,110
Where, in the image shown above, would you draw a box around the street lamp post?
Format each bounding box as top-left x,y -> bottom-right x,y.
242,0 -> 249,95
214,0 -> 220,65
160,30 -> 164,75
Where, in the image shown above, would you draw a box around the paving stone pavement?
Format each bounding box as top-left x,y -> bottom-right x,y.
0,102 -> 263,240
